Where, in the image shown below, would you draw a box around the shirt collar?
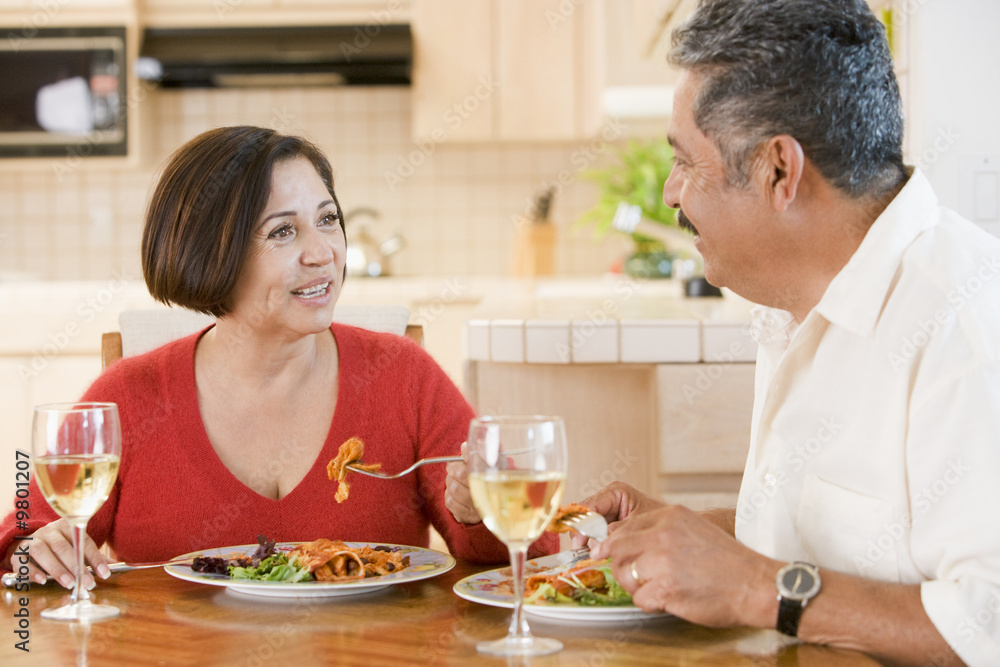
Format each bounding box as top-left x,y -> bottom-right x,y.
811,168 -> 938,337
748,305 -> 797,345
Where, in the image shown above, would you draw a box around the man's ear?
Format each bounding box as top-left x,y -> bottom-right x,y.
758,135 -> 804,212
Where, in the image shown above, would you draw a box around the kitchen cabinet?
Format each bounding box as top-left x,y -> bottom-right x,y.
0,0 -> 132,9
138,0 -> 412,28
411,0 -> 605,142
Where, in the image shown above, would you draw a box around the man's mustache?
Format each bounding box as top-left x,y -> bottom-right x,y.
677,209 -> 697,235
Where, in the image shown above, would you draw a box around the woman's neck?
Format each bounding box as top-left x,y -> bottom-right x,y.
196,320 -> 335,390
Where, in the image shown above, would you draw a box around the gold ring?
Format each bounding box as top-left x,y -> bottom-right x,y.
629,560 -> 644,587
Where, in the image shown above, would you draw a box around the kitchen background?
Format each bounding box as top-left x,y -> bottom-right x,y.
1,0 -> 997,282
0,83 -> 635,281
1,0 -> 998,512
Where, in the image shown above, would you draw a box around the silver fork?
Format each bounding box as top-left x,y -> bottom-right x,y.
345,456 -> 462,480
556,510 -> 608,542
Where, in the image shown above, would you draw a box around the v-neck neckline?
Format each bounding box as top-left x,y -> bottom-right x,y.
172,323 -> 356,505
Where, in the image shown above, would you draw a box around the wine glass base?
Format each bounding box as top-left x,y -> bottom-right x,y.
41,601 -> 120,622
476,636 -> 563,657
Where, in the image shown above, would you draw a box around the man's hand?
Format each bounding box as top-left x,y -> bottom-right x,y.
570,481 -> 666,548
590,503 -> 778,628
5,519 -> 113,589
445,442 -> 481,524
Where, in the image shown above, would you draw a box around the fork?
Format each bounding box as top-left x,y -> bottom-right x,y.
1,558 -> 194,588
345,455 -> 462,480
555,510 -> 608,542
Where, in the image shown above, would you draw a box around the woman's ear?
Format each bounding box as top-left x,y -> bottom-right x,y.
758,135 -> 804,212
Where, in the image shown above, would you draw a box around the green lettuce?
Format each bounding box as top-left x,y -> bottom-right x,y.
525,564 -> 633,606
228,554 -> 313,582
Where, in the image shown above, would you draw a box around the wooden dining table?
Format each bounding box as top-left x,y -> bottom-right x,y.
2,560 -> 882,666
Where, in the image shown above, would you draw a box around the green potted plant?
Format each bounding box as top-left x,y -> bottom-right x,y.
577,138 -> 678,278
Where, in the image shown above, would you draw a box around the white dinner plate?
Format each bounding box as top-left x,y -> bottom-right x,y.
165,542 -> 455,598
453,550 -> 669,623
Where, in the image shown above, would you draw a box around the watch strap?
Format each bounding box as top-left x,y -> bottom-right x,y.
777,595 -> 804,637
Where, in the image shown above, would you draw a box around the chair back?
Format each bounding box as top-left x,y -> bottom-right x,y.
101,305 -> 421,369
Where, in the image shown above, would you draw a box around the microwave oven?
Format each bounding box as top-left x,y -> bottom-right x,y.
0,26 -> 127,158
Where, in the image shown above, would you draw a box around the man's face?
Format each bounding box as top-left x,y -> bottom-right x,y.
663,71 -> 771,295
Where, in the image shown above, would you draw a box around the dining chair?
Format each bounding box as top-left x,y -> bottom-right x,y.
101,305 -> 423,370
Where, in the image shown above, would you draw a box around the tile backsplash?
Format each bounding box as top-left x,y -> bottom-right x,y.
0,86 -> 636,282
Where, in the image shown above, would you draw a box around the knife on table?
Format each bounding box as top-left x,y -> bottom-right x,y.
527,547 -> 592,571
2,559 -> 193,588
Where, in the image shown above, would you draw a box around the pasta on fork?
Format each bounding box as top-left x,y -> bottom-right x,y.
326,437 -> 382,503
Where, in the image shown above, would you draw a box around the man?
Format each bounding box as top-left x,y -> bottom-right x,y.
581,1 -> 1000,666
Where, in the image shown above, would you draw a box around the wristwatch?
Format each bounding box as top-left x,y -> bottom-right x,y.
775,561 -> 821,637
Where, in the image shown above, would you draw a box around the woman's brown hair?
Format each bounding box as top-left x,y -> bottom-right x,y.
141,126 -> 343,317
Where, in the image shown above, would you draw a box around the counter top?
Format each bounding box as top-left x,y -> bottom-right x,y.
465,275 -> 759,364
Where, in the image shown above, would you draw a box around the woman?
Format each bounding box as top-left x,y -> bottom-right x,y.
1,126 -> 555,588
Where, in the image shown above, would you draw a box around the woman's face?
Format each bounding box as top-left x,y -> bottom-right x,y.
228,156 -> 346,337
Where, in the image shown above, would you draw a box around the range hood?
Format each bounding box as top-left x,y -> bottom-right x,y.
139,25 -> 412,88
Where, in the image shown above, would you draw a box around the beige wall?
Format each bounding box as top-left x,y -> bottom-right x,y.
0,86 -> 636,282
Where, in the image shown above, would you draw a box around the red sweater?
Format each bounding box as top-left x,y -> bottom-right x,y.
1,324 -> 557,566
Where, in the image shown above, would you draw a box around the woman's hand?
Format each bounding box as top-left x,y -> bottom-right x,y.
6,519 -> 113,589
570,481 -> 667,548
445,442 -> 481,524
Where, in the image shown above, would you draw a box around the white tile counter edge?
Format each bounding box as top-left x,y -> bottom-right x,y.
467,318 -> 758,364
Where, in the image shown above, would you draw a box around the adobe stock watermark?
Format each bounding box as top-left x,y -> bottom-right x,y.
214,0 -> 243,19
578,449 -> 640,498
545,0 -> 587,29
955,591 -> 1000,650
410,278 -> 468,328
682,340 -> 748,404
852,459 -> 970,574
735,416 -> 844,527
510,117 -> 628,233
5,0 -> 71,52
915,126 -> 959,172
383,75 -> 500,191
899,0 -> 931,17
574,610 -> 663,666
888,255 -> 1000,371
554,278 -> 638,363
17,269 -> 132,381
337,0 -> 407,63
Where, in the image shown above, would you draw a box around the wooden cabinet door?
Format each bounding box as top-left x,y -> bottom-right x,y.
412,0 -> 604,142
411,0 -> 495,141
496,0 -> 578,141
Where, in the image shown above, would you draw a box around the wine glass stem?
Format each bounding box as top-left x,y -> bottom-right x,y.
507,543 -> 531,641
70,520 -> 90,605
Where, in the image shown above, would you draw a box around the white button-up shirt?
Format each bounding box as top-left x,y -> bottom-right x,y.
735,169 -> 1000,666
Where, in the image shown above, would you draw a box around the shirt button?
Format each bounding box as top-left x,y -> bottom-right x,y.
764,472 -> 777,487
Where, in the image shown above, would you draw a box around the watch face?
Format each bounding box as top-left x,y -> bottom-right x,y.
778,564 -> 820,601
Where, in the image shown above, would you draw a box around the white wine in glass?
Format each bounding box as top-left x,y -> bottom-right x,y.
33,402 -> 122,622
467,415 -> 567,656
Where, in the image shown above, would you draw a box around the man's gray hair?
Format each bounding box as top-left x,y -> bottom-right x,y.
669,0 -> 906,198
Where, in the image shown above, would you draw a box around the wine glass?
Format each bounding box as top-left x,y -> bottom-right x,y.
32,402 -> 122,621
466,415 -> 568,656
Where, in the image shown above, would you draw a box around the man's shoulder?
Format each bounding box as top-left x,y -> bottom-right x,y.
895,208 -> 1000,363
905,207 -> 1000,294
